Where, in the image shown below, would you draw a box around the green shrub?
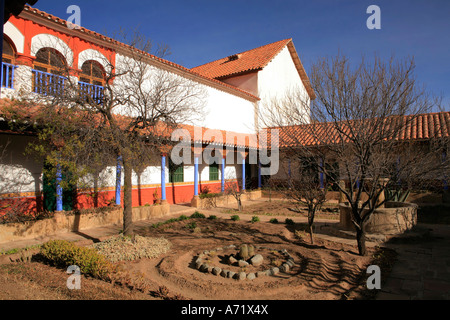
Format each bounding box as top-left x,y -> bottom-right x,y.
190,211 -> 206,219
269,218 -> 278,224
199,192 -> 220,199
231,215 -> 240,221
40,240 -> 115,280
186,222 -> 197,229
208,215 -> 217,220
251,216 -> 260,223
285,218 -> 295,225
178,214 -> 189,220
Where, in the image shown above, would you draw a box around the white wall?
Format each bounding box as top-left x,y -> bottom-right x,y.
257,46 -> 311,125
0,134 -> 42,195
199,86 -> 257,134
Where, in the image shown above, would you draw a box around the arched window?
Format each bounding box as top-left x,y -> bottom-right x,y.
32,48 -> 67,96
2,38 -> 15,63
33,47 -> 67,74
78,60 -> 105,104
2,38 -> 16,89
79,60 -> 105,86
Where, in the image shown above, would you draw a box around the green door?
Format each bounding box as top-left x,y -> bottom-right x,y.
43,163 -> 75,212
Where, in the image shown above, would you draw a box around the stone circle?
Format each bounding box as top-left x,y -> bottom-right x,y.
193,244 -> 296,280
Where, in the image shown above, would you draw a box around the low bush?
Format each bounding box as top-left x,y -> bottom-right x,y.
231,215 -> 240,221
40,240 -> 116,280
269,218 -> 278,224
251,216 -> 260,223
186,222 -> 197,229
199,192 -> 221,199
208,215 -> 217,220
190,211 -> 206,219
285,218 -> 295,225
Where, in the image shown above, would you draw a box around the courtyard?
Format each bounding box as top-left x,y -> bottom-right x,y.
1,197 -> 449,301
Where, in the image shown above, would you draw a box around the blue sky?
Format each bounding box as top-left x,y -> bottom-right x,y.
34,0 -> 450,108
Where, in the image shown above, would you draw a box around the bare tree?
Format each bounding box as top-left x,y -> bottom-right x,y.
224,173 -> 247,212
276,155 -> 327,244
3,32 -> 206,235
261,53 -> 444,255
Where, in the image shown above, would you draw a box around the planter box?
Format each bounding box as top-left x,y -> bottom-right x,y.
192,189 -> 262,209
339,201 -> 418,235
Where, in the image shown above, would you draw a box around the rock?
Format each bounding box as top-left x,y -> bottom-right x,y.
193,227 -> 202,233
239,244 -> 249,260
238,260 -> 249,267
220,269 -> 229,278
250,254 -> 263,266
248,245 -> 255,257
237,272 -> 247,280
212,267 -> 222,275
280,263 -> 290,273
195,260 -> 203,269
267,267 -> 280,276
256,271 -> 266,277
200,263 -> 209,273
228,271 -> 236,279
228,255 -> 238,265
247,273 -> 256,280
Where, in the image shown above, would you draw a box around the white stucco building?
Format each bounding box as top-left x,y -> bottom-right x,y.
0,5 -> 314,213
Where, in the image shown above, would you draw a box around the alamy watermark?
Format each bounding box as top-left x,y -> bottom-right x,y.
66,5 -> 81,30
367,5 -> 381,30
170,128 -> 280,175
366,265 -> 381,289
66,265 -> 81,290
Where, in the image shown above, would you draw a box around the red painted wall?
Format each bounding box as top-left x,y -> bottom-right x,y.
8,15 -> 116,70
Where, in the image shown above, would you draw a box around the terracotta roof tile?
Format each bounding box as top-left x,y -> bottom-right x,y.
192,39 -> 316,100
191,39 -> 291,79
268,112 -> 450,148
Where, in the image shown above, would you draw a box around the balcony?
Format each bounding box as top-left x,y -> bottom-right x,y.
32,69 -> 66,96
2,66 -> 104,104
1,62 -> 17,89
78,81 -> 104,104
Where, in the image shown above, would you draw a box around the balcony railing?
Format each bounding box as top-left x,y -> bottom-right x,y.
1,62 -> 17,89
78,81 -> 104,104
6,67 -> 104,103
32,69 -> 66,96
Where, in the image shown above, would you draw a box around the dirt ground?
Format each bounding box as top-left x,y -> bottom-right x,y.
0,200 -> 387,300
127,217 -> 377,300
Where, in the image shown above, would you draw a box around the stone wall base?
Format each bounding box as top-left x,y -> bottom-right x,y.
0,203 -> 170,244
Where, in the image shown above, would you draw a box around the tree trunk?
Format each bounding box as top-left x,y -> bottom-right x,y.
308,212 -> 315,244
122,155 -> 134,236
308,224 -> 314,244
356,227 -> 366,256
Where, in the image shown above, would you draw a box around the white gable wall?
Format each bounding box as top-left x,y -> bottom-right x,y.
257,46 -> 311,126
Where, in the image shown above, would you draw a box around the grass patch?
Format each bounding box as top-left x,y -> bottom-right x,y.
151,213 -> 202,228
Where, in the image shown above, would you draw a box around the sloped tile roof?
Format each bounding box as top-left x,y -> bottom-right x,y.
192,39 -> 292,79
191,39 -> 316,100
267,111 -> 450,148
